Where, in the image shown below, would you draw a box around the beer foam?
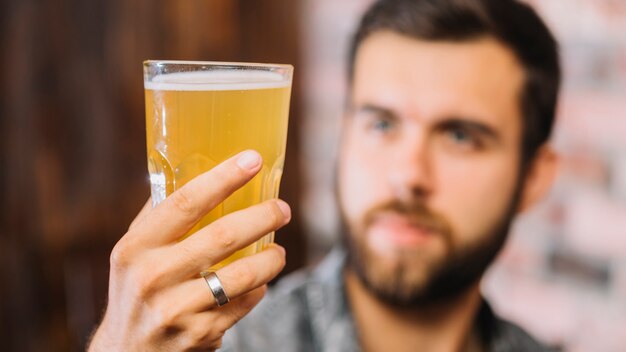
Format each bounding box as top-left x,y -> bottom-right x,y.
145,70 -> 290,91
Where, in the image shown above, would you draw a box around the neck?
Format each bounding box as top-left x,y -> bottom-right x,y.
345,269 -> 483,352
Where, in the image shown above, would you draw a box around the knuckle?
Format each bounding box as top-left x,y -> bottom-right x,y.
135,274 -> 156,300
110,238 -> 133,269
151,318 -> 184,343
239,265 -> 257,287
150,307 -> 173,328
213,162 -> 233,180
210,222 -> 236,251
170,188 -> 198,217
153,307 -> 176,329
187,326 -> 213,347
175,243 -> 197,269
212,163 -> 243,192
234,263 -> 256,289
134,265 -> 166,300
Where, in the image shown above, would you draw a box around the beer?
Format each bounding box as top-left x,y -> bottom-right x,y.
144,64 -> 292,269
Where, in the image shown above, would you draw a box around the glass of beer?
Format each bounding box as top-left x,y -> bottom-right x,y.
143,60 -> 293,269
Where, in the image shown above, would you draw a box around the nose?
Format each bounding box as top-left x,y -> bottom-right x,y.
388,133 -> 433,202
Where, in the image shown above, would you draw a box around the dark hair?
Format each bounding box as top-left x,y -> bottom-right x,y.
348,0 -> 561,165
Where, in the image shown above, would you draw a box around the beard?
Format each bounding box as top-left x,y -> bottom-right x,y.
340,188 -> 521,308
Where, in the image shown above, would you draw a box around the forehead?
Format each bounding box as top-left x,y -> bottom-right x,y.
352,31 -> 525,129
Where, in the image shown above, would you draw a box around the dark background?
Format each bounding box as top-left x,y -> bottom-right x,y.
0,1 -> 306,350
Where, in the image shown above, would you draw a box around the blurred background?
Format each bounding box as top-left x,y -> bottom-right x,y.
1,0 -> 625,351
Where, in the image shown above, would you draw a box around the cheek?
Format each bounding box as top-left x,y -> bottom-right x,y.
338,137 -> 389,226
436,155 -> 519,243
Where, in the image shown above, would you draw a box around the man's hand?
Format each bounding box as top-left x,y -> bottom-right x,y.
88,150 -> 290,351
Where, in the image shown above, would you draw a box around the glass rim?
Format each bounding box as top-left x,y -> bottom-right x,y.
143,60 -> 293,70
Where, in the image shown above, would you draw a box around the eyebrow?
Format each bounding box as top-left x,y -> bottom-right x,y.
350,104 -> 397,120
351,103 -> 501,143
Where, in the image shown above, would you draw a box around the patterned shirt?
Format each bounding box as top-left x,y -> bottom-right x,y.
220,248 -> 550,352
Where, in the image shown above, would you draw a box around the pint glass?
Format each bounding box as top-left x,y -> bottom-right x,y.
143,61 -> 293,269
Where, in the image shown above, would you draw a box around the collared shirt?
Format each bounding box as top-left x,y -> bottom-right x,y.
220,248 -> 550,352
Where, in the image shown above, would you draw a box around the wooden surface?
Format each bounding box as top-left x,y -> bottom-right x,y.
0,1 -> 305,350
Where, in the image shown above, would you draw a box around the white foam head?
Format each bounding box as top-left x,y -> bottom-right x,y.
144,70 -> 290,91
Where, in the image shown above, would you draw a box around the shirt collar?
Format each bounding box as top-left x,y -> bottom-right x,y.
305,247 -> 524,352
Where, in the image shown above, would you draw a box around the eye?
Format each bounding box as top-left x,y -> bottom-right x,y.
443,126 -> 482,149
449,128 -> 471,143
365,115 -> 398,136
372,118 -> 393,132
351,105 -> 398,137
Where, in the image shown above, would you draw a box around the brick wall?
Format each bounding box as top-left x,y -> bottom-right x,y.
484,1 -> 626,350
300,0 -> 626,350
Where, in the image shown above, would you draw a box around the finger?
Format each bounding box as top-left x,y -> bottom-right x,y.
172,199 -> 291,276
132,150 -> 263,246
159,245 -> 285,313
128,198 -> 153,231
211,285 -> 267,332
205,245 -> 285,306
182,286 -> 267,350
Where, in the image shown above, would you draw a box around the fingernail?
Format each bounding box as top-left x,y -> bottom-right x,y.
237,150 -> 261,170
276,200 -> 291,221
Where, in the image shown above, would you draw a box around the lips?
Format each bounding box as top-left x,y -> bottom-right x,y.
367,212 -> 437,250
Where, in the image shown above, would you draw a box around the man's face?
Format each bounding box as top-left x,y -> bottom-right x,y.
338,31 -> 526,305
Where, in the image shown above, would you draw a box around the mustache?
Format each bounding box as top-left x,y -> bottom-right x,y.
363,200 -> 453,238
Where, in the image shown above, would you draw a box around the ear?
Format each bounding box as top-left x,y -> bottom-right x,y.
517,145 -> 559,213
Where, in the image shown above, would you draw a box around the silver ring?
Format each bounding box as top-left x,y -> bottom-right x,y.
201,271 -> 230,307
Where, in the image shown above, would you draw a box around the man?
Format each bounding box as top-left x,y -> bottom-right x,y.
89,0 -> 560,351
